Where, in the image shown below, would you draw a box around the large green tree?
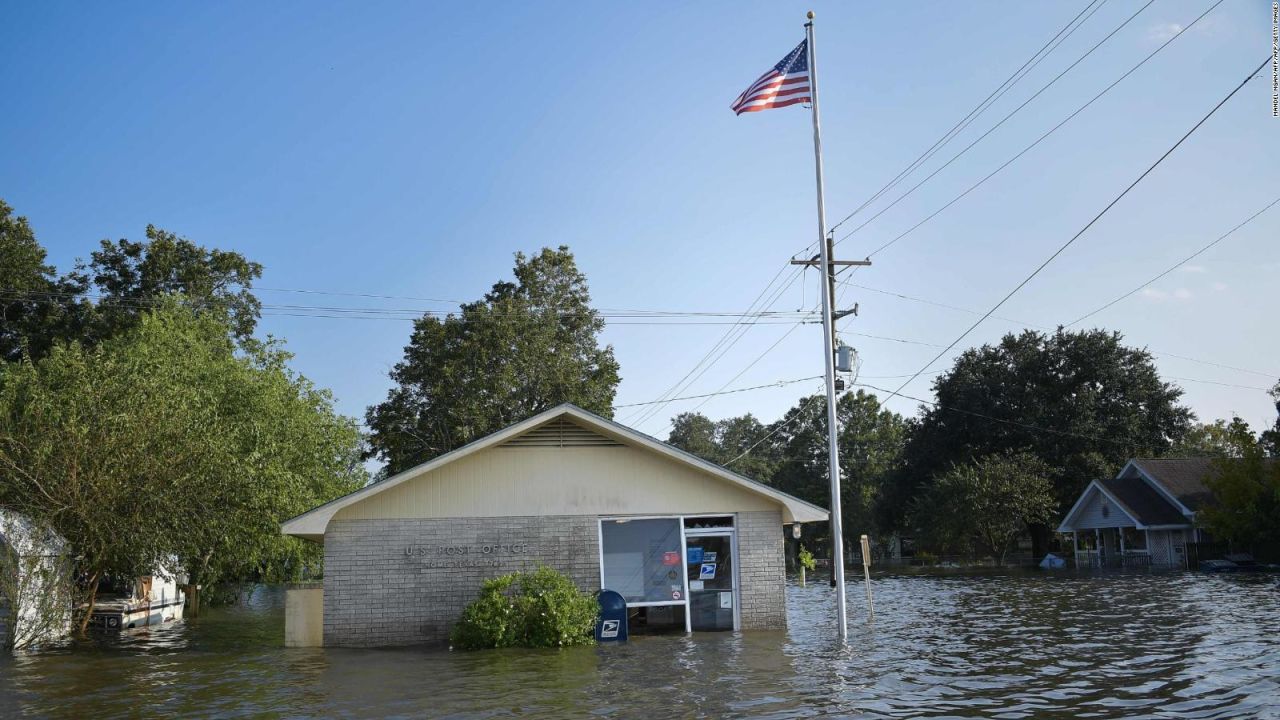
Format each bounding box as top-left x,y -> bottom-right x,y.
768,390 -> 908,548
366,247 -> 621,474
1261,381 -> 1280,458
0,303 -> 364,631
0,200 -> 86,363
908,451 -> 1057,565
883,329 -> 1193,534
0,199 -> 262,361
1200,420 -> 1280,554
667,411 -> 778,481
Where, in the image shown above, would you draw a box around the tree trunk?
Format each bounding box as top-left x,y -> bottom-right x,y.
188,549 -> 213,617
76,572 -> 100,636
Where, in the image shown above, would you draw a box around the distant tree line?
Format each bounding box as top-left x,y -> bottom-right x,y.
667,328 -> 1280,564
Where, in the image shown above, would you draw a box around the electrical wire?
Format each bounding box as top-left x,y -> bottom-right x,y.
824,0 -> 1110,239
832,0 -> 1159,249
1065,194 -> 1280,327
612,375 -> 821,409
877,53 -> 1273,408
839,0 -> 1223,259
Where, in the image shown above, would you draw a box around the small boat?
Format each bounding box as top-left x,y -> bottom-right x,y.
89,571 -> 186,630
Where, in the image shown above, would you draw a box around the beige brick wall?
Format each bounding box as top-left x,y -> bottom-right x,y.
736,510 -> 787,629
321,511 -> 790,647
323,516 -> 600,648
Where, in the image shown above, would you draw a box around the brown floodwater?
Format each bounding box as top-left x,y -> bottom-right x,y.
0,571 -> 1277,718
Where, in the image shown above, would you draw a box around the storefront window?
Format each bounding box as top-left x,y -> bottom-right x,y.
600,518 -> 685,604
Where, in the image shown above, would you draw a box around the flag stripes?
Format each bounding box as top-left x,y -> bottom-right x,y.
731,40 -> 811,115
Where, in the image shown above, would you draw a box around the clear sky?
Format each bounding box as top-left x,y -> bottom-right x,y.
2,1 -> 1277,453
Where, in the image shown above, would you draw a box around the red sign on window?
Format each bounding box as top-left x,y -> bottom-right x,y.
662,551 -> 680,565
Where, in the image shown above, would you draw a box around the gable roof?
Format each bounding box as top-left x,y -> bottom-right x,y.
1126,458 -> 1216,512
282,404 -> 828,540
1097,476 -> 1189,527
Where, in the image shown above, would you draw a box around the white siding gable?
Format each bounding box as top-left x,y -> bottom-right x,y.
1064,485 -> 1138,530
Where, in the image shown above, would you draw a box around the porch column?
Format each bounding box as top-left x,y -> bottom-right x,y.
1094,528 -> 1101,568
1119,529 -> 1126,567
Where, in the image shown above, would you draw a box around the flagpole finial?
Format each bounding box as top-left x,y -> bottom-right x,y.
807,10 -> 814,19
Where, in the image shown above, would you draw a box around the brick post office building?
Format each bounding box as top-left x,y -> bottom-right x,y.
281,404 -> 827,648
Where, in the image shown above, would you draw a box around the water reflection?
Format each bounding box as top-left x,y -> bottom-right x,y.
0,573 -> 1276,718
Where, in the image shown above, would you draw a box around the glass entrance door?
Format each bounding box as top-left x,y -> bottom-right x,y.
684,533 -> 735,631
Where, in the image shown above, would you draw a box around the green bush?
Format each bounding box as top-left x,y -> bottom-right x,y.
797,544 -> 816,572
450,566 -> 599,650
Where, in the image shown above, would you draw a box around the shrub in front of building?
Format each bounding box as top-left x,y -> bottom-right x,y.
450,566 -> 599,650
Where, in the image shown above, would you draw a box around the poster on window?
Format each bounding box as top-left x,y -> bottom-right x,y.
699,563 -> 717,580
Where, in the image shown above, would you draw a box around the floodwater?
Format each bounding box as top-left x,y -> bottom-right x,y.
1,572 -> 1277,719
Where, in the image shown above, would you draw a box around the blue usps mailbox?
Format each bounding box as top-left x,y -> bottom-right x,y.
595,589 -> 628,642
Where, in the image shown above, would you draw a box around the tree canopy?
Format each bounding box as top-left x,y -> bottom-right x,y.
0,303 -> 365,629
667,390 -> 907,551
1200,419 -> 1280,553
908,451 -> 1057,564
0,199 -> 262,363
884,329 -> 1193,533
366,247 -> 621,474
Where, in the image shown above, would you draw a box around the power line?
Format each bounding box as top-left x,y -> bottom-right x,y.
834,279 -> 1279,379
625,265 -> 807,427
831,0 -> 1152,248
878,53 -> 1272,408
612,375 -> 821,409
724,385 -> 827,466
841,0 -> 1223,258
853,382 -> 1132,445
1167,377 -> 1274,392
824,0 -> 1110,239
1065,194 -> 1280,327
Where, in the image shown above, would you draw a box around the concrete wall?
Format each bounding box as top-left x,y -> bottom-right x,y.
323,515 -> 600,648
736,511 -> 786,630
285,583 -> 323,648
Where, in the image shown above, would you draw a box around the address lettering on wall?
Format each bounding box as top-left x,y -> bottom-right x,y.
402,543 -> 535,568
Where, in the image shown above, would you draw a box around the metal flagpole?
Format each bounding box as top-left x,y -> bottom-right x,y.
804,10 -> 848,641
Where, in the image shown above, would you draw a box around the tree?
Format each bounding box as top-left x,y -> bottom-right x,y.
667,411 -> 778,481
0,302 -> 364,631
0,198 -> 262,361
73,226 -> 263,345
909,451 -> 1057,565
769,391 -> 908,549
885,329 -> 1193,534
1261,381 -> 1280,458
1174,417 -> 1257,458
0,201 -> 86,363
1200,421 -> 1280,553
366,247 -> 621,474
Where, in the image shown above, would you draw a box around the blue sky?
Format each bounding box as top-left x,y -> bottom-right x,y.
2,1 -> 1277,450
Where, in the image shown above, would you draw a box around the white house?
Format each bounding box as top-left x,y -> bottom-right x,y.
1057,458 -> 1216,569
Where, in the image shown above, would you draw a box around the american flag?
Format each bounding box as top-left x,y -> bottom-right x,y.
730,40 -> 811,115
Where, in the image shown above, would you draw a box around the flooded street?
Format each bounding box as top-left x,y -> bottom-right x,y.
1,571 -> 1277,719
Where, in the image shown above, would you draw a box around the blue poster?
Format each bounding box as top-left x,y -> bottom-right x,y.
686,547 -> 704,564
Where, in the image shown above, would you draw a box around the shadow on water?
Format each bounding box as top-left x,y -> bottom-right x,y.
0,573 -> 1277,718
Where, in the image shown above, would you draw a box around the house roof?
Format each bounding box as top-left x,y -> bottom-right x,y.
282,403 -> 829,540
1097,476 -> 1189,527
1128,458 -> 1217,512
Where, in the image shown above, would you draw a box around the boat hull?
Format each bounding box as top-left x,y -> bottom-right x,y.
89,597 -> 186,630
